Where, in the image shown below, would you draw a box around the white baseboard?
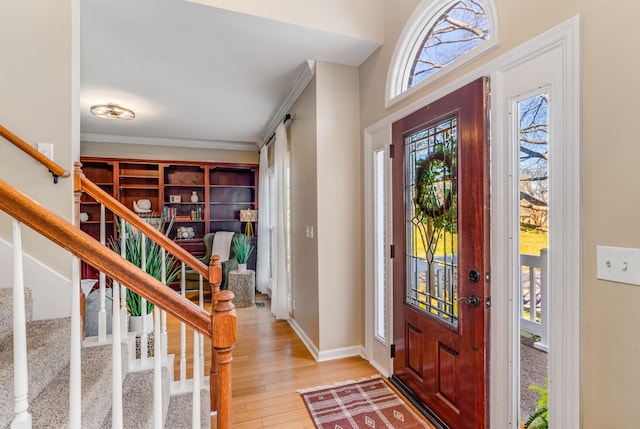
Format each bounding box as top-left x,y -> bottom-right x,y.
288,318 -> 365,362
0,237 -> 71,320
288,318 -> 320,361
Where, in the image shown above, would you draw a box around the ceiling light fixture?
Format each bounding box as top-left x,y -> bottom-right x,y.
90,103 -> 135,120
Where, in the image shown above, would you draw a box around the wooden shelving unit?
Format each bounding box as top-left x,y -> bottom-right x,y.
79,157 -> 259,276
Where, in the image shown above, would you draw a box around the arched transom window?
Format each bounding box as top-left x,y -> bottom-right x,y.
386,0 -> 497,106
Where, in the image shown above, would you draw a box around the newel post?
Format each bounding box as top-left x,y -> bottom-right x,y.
208,255 -> 222,413
211,289 -> 236,429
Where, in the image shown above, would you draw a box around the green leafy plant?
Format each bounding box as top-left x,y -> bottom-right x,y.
110,217 -> 180,316
524,379 -> 548,429
232,234 -> 254,264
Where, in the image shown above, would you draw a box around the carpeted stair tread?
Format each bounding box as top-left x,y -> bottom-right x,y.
28,343 -> 116,429
0,288 -> 32,342
0,317 -> 70,428
100,367 -> 170,429
165,388 -> 211,429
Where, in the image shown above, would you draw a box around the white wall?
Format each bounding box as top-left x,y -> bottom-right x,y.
0,0 -> 78,316
0,239 -> 71,320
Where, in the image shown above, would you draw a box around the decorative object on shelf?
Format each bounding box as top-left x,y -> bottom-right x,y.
190,191 -> 199,203
240,209 -> 258,237
232,234 -> 254,272
79,212 -> 89,222
133,199 -> 152,214
176,226 -> 195,239
90,103 -> 135,120
109,216 -> 180,336
169,195 -> 181,203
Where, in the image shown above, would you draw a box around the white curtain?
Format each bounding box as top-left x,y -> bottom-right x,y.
256,145 -> 270,294
271,122 -> 291,319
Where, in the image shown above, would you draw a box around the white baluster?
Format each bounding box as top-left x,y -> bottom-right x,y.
141,234 -> 148,363
11,220 -> 32,429
192,328 -> 201,429
535,248 -> 549,352
69,257 -> 81,428
180,262 -> 187,385
161,249 -> 168,359
111,280 -> 123,429
161,309 -> 168,359
199,276 -> 205,378
98,204 -> 107,341
153,308 -> 163,428
154,249 -> 167,428
120,219 -> 128,341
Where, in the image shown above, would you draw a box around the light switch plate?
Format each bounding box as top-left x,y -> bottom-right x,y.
596,246 -> 640,285
37,143 -> 54,160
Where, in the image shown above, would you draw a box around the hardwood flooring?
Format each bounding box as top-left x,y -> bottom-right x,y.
166,294 -> 431,428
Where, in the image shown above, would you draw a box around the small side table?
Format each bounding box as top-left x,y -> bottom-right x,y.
228,269 -> 255,308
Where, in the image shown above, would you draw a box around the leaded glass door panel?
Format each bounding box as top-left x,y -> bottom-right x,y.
391,77 -> 490,429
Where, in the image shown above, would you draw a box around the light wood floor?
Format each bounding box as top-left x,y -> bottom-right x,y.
166,294 -> 433,428
166,294 -> 377,428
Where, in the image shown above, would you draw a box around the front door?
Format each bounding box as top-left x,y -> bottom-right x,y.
391,77 -> 490,429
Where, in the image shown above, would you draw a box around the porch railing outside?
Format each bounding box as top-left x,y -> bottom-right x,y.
520,248 -> 548,352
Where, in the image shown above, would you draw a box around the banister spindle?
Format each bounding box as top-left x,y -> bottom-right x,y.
11,220 -> 32,428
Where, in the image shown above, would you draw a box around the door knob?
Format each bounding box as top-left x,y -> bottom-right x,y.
456,294 -> 481,307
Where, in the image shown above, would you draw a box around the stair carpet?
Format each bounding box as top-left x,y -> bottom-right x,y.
0,288 -> 210,428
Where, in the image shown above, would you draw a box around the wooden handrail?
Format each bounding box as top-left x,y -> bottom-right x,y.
77,165 -> 209,280
0,125 -> 70,183
0,177 -> 212,337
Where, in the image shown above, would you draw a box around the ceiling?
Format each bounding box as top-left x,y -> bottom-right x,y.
80,0 -> 381,150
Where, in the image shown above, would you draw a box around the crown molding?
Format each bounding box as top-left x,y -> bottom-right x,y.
259,60 -> 316,146
80,133 -> 258,151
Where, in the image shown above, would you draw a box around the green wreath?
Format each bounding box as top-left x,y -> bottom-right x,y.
414,149 -> 457,220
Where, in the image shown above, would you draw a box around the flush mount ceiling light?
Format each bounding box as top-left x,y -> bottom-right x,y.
90,103 -> 135,120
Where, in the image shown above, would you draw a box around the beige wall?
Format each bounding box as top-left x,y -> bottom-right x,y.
288,62 -> 362,355
359,0 -> 640,426
81,141 -> 258,164
187,0 -> 384,43
315,62 -> 362,352
0,0 -> 78,280
289,78 -> 320,346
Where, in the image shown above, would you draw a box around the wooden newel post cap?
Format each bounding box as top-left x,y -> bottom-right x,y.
214,290 -> 235,313
209,254 -> 222,287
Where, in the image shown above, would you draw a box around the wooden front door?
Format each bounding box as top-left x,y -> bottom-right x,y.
391,77 -> 490,429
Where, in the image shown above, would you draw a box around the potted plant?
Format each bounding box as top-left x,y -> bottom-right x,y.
232,234 -> 254,272
524,379 -> 548,429
110,216 -> 180,336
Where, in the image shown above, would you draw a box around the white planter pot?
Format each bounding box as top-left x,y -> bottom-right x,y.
238,263 -> 247,272
129,313 -> 153,337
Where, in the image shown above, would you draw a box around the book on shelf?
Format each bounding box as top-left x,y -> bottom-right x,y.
190,207 -> 203,220
163,206 -> 177,221
163,206 -> 204,221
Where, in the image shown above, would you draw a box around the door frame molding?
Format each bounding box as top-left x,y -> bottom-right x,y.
363,15 -> 581,428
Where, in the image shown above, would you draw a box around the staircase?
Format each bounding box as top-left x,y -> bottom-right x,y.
0,288 -> 210,429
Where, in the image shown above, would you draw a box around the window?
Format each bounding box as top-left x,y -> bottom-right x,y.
386,0 -> 497,106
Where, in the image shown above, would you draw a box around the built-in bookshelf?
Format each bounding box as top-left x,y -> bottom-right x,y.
79,157 -> 259,277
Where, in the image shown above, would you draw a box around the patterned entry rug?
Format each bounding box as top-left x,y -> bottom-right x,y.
299,375 -> 431,429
